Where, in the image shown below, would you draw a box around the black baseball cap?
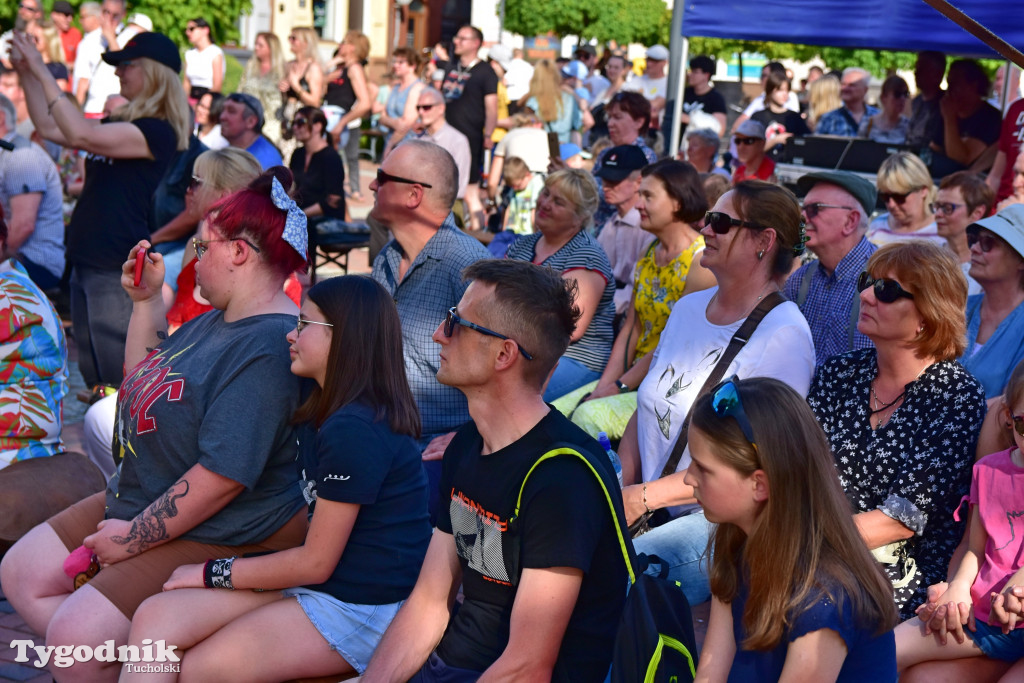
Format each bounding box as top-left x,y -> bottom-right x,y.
596,145 -> 649,182
103,32 -> 182,74
52,1 -> 73,15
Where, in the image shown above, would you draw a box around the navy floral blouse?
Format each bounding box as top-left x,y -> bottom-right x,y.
807,348 -> 986,619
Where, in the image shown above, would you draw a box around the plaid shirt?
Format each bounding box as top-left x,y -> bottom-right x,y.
783,237 -> 876,367
372,213 -> 489,437
814,104 -> 880,137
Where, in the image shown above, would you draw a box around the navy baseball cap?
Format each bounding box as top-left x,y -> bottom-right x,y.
103,32 -> 182,74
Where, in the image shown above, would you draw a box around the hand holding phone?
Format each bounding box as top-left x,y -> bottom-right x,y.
134,247 -> 148,287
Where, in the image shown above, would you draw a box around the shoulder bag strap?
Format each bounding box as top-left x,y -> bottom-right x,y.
658,291 -> 786,478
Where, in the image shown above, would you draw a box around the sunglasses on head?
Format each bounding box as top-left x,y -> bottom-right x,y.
802,202 -> 854,219
711,377 -> 757,449
966,228 -> 1001,253
443,307 -> 533,360
734,136 -> 761,146
879,188 -> 921,205
857,272 -> 915,303
376,168 -> 433,188
703,211 -> 767,235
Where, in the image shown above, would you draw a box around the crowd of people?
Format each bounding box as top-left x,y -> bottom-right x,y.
0,13 -> 1023,683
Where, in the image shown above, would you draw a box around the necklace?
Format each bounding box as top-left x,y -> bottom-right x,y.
870,385 -> 905,412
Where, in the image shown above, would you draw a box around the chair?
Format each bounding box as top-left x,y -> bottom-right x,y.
311,228 -> 370,283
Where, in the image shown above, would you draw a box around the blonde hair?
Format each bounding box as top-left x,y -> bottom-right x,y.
290,27 -> 321,63
807,75 -> 840,131
342,30 -> 370,63
109,58 -> 191,151
503,156 -> 529,184
523,59 -> 563,123
243,32 -> 284,83
193,147 -> 262,213
544,168 -> 599,229
877,151 -> 936,221
33,20 -> 65,65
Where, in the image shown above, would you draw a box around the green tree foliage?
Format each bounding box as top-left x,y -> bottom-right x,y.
504,0 -> 670,46
689,38 -> 917,77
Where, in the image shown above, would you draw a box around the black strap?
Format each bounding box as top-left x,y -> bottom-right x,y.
658,291 -> 786,479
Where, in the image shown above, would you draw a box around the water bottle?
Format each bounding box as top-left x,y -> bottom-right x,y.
597,431 -> 624,488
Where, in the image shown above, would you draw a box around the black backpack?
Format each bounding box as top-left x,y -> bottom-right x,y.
507,446 -> 699,683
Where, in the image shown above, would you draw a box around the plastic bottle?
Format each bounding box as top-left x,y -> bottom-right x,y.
597,431 -> 624,488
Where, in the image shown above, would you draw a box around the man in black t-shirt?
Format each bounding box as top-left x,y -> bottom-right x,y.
439,25 -> 497,231
362,260 -> 628,683
681,55 -> 727,135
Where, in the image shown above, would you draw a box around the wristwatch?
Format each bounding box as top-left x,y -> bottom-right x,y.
615,379 -> 631,393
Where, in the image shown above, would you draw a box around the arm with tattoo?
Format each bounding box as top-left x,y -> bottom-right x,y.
109,479 -> 190,554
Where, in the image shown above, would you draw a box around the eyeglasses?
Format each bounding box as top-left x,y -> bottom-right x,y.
188,175 -> 203,193
803,202 -> 854,219
296,317 -> 334,334
929,201 -> 963,215
734,136 -> 761,145
415,103 -> 437,112
857,272 -> 915,303
711,377 -> 757,449
376,168 -> 433,188
185,25 -> 197,32
1011,412 -> 1024,438
192,237 -> 262,260
19,3 -> 39,11
292,117 -> 308,127
704,211 -> 767,235
879,188 -> 921,205
443,307 -> 533,360
967,228 -> 1000,253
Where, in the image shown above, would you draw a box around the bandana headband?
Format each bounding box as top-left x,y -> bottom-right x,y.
271,176 -> 307,259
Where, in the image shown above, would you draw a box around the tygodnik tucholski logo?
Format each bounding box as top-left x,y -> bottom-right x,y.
9,638 -> 180,671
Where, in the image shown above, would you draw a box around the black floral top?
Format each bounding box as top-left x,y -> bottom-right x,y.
807,348 -> 986,619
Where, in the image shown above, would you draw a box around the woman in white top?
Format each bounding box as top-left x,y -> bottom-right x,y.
867,152 -> 944,246
183,18 -> 225,105
859,75 -> 911,144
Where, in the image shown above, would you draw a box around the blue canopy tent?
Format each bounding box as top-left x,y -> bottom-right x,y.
666,0 -> 1024,153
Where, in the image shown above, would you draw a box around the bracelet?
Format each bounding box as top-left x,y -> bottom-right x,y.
204,557 -> 236,589
642,482 -> 652,515
47,93 -> 64,115
615,379 -> 631,394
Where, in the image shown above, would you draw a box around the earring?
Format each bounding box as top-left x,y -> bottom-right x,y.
756,250 -> 764,260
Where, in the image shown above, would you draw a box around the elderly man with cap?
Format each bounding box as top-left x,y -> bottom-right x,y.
784,170 -> 879,366
595,144 -> 654,316
220,91 -> 282,169
623,44 -> 669,125
731,119 -> 774,183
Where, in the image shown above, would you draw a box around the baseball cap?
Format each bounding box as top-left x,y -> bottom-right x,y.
734,119 -> 766,140
51,1 -> 73,15
127,13 -> 153,32
561,60 -> 588,80
968,204 -> 1024,260
646,45 -> 669,61
796,170 -> 877,217
487,44 -> 512,71
102,32 -> 181,73
575,44 -> 596,58
596,145 -> 649,181
226,92 -> 265,131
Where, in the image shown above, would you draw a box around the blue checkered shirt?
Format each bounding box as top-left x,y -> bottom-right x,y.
372,213 -> 490,437
814,105 -> 880,137
783,237 -> 877,367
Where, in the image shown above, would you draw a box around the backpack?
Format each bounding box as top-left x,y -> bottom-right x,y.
507,446 -> 699,683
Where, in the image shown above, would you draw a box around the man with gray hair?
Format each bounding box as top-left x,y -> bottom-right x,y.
784,170 -> 878,366
369,139 -> 489,521
220,92 -> 282,169
684,128 -> 729,177
405,87 -> 470,201
0,93 -> 65,290
815,67 -> 879,137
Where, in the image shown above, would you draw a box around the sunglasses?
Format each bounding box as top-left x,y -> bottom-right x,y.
192,237 -> 262,260
416,103 -> 437,112
292,117 -> 308,127
879,188 -> 921,205
1011,412 -> 1024,438
967,229 -> 1000,253
803,202 -> 854,219
734,136 -> 761,145
376,168 -> 433,188
929,201 -> 963,216
443,307 -> 533,360
296,316 -> 333,334
187,175 -> 203,193
185,26 -> 197,32
857,272 -> 915,303
711,377 -> 757,448
703,211 -> 767,235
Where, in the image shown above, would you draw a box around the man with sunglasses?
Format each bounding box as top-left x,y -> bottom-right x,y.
731,120 -> 774,183
403,86 -> 469,204
369,140 -> 489,521
784,170 -> 878,366
364,259 -> 627,683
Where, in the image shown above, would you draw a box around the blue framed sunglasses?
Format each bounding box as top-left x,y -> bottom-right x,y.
710,376 -> 757,448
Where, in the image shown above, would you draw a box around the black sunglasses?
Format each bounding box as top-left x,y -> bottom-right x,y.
704,211 -> 767,235
803,202 -> 854,219
292,117 -> 309,127
857,272 -> 915,303
879,188 -> 920,205
415,103 -> 437,111
443,307 -> 533,360
376,168 -> 433,189
711,376 -> 757,449
966,228 -> 1000,253
734,136 -> 761,145
188,175 -> 203,193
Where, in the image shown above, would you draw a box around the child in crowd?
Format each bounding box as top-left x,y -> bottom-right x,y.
692,377 -> 898,682
895,359 -> 1024,679
501,155 -> 544,235
122,275 -> 431,682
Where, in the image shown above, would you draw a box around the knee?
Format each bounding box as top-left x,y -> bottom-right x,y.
1,534 -> 43,600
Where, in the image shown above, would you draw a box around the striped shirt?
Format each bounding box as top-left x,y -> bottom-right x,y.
506,230 -> 614,373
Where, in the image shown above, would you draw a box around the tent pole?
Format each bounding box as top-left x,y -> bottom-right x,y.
920,0 -> 1024,69
1000,60 -> 1012,113
667,0 -> 688,158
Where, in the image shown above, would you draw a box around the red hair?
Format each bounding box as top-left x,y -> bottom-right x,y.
209,167 -> 307,278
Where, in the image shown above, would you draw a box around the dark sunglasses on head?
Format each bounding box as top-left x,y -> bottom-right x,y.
803,202 -> 854,219
857,272 -> 914,303
734,136 -> 761,146
704,211 -> 767,235
1011,412 -> 1024,438
415,103 -> 437,112
879,188 -> 920,205
376,168 -> 433,188
443,307 -> 533,360
711,377 -> 757,449
966,228 -> 1000,253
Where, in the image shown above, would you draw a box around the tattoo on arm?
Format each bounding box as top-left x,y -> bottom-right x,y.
111,479 -> 189,554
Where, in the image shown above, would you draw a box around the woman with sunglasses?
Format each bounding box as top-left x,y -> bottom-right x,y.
505,168 -> 615,401
617,180 -> 814,605
182,18 -> 224,105
0,168 -> 311,680
858,75 -> 911,144
690,378 -> 898,682
959,205 -> 1024,399
867,152 -> 943,246
122,275 -> 429,682
289,106 -> 346,243
807,240 -> 986,620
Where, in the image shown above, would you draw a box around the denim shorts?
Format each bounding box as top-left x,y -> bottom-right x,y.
967,618 -> 1024,661
282,587 -> 403,673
